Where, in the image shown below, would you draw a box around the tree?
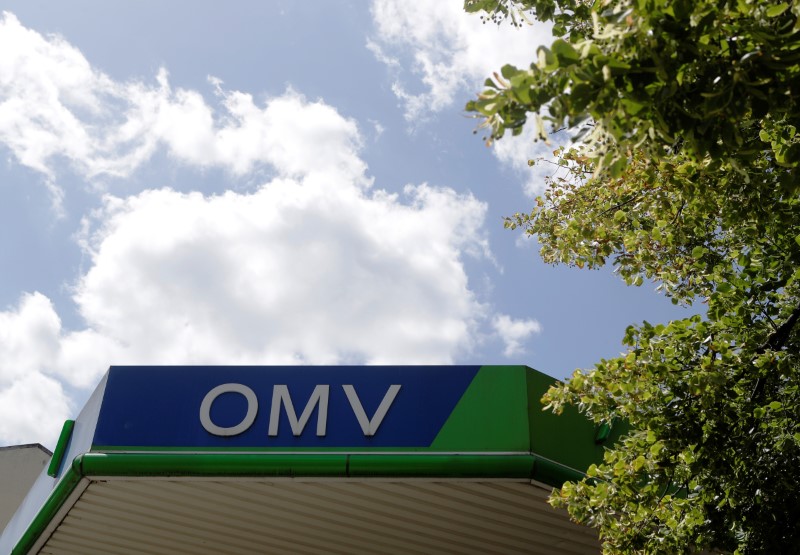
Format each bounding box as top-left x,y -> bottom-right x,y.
464,0 -> 800,552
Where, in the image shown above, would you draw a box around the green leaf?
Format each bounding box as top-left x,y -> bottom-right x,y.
621,99 -> 646,115
551,39 -> 580,65
609,156 -> 627,177
570,83 -> 595,112
766,3 -> 789,17
500,64 -> 519,79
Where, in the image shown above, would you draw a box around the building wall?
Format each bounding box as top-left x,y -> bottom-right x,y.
0,445 -> 51,532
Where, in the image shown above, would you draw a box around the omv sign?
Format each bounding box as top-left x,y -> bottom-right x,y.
198,383 -> 402,438
93,366 -> 480,449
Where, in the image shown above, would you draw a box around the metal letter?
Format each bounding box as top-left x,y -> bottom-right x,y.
343,384 -> 401,436
269,385 -> 329,437
199,383 -> 258,437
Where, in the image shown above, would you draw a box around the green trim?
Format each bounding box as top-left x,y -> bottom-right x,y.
13,451 -> 585,554
349,454 -> 535,478
47,420 -> 74,478
74,452 -> 548,479
12,465 -> 83,555
76,452 -> 349,477
533,456 -> 587,485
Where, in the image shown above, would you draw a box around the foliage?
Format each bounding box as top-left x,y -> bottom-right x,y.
465,0 -> 800,553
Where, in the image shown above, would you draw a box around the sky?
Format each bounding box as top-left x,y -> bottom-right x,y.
0,1 -> 693,447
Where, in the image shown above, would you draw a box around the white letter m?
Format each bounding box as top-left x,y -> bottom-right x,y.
269,385 -> 329,437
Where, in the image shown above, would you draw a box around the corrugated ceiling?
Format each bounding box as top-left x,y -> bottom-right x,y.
35,479 -> 599,554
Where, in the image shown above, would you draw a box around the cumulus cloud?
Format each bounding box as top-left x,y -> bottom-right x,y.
0,294 -> 72,445
368,0 -> 550,121
0,11 -> 368,199
492,313 -> 542,358
0,372 -> 71,446
122,77 -> 370,184
71,180 -> 488,370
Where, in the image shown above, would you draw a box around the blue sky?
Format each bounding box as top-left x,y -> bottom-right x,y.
0,2 -> 691,446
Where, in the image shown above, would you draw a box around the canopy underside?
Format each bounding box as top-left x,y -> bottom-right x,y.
35,478 -> 599,554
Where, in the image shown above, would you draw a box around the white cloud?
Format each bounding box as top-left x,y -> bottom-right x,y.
0,294 -> 72,445
0,11 -> 129,182
0,12 -> 369,199
492,313 -> 542,358
0,372 -> 71,446
71,180 -> 488,371
369,0 -> 550,122
0,293 -> 61,382
122,77 -> 370,184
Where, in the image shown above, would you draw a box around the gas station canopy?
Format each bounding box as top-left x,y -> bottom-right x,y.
1,366 -> 618,554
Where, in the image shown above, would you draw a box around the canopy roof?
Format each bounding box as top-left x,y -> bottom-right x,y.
2,365 -> 618,554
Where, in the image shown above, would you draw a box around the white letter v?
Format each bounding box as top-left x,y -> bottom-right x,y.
343,384 -> 401,436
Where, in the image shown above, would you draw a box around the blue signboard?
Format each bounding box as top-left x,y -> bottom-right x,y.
93,366 -> 480,449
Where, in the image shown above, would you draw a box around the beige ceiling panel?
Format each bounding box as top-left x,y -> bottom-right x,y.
37,479 -> 600,555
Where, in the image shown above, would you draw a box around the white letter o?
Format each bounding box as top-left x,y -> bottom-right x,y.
200,383 -> 258,436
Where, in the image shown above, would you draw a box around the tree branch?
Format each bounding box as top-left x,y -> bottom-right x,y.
759,298 -> 800,353
750,297 -> 800,402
